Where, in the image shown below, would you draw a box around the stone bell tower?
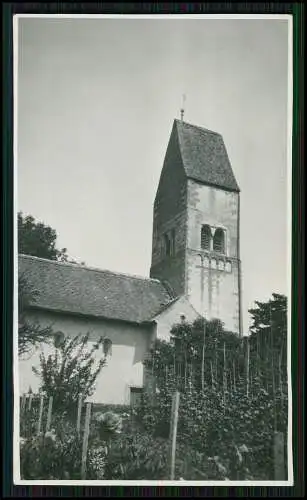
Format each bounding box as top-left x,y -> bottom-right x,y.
150,118 -> 243,335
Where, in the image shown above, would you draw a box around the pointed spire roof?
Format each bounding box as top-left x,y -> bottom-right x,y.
171,119 -> 240,192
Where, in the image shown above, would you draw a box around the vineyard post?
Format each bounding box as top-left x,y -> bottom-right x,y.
45,396 -> 53,433
274,431 -> 285,480
28,393 -> 33,411
201,319 -> 206,392
169,391 -> 180,480
246,338 -> 250,398
76,394 -> 83,435
81,402 -> 92,480
223,342 -> 226,406
37,395 -> 44,435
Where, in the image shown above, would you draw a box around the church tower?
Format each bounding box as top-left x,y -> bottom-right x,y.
150,119 -> 243,335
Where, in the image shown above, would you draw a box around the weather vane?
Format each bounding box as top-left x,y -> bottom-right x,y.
180,94 -> 186,121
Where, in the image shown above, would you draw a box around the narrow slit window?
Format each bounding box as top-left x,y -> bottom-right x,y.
171,229 -> 176,256
164,234 -> 171,257
201,225 -> 211,250
213,228 -> 225,254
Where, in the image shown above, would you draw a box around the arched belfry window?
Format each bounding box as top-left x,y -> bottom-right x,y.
201,225 -> 211,250
213,228 -> 225,254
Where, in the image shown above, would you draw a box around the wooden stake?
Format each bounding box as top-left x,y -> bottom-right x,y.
184,353 -> 187,390
223,343 -> 226,405
20,395 -> 27,436
279,346 -> 284,403
191,362 -> 194,385
76,394 -> 83,435
201,320 -> 206,392
81,402 -> 92,480
174,352 -> 176,378
274,431 -> 285,480
215,342 -> 218,387
246,339 -> 250,398
45,396 -> 53,433
210,360 -> 214,389
188,364 -> 192,393
169,391 -> 180,480
233,361 -> 236,392
28,394 -> 33,412
37,395 -> 44,435
21,394 -> 26,414
270,304 -> 277,432
256,334 -> 260,378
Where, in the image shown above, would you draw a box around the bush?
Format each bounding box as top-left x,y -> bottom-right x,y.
20,426 -> 83,480
103,426 -> 169,480
134,378 -> 287,480
20,410 -> 125,480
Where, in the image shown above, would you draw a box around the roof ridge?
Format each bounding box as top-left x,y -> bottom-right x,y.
174,118 -> 222,137
149,296 -> 180,318
172,118 -> 240,192
18,253 -> 163,284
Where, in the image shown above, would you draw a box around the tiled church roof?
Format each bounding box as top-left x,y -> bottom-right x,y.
19,254 -> 173,324
174,119 -> 240,192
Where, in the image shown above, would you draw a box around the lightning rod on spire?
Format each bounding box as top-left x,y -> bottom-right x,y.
180,94 -> 186,121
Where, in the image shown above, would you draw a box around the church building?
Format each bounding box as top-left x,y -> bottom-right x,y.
18,118 -> 242,406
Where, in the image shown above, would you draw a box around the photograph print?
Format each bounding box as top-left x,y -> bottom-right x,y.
14,14 -> 293,485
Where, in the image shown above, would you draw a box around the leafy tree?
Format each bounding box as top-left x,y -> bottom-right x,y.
18,211 -> 85,265
144,317 -> 242,394
248,293 -> 287,351
18,212 -> 64,260
18,274 -> 54,357
248,294 -> 288,395
32,333 -> 108,412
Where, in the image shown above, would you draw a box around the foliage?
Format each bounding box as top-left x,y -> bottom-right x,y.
144,317 -> 243,395
248,293 -> 288,391
18,211 -> 65,261
18,211 -> 85,264
20,294 -> 288,481
20,424 -> 83,480
103,425 -> 169,480
32,334 -> 107,412
20,409 -> 125,480
139,295 -> 288,480
18,274 -> 54,356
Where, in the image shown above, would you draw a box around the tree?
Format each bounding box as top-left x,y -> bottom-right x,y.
18,212 -> 85,265
248,293 -> 288,391
18,274 -> 54,357
18,212 -> 64,260
144,317 -> 241,394
32,333 -> 108,412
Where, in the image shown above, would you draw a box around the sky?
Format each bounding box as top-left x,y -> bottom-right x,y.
16,16 -> 291,332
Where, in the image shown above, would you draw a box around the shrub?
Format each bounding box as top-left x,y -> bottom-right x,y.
32,334 -> 107,412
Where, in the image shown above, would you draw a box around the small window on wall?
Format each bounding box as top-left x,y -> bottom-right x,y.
213,228 -> 225,254
54,331 -> 65,348
130,387 -> 143,407
201,225 -> 211,250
